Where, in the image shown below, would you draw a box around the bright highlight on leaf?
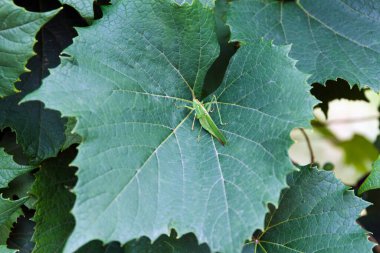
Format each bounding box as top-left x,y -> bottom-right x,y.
228,0 -> 380,88
24,0 -> 313,252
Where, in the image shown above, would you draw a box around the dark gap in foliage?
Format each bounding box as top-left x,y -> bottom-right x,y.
311,78 -> 367,115
358,189 -> 380,253
279,0 -> 295,3
76,241 -> 124,253
0,171 -> 36,202
4,146 -> 78,253
19,4 -> 88,93
13,0 -> 61,12
0,0 -> 88,163
0,128 -> 30,165
251,229 -> 262,242
7,207 -> 35,253
12,0 -> 88,94
76,230 -> 211,252
94,0 -> 111,20
201,0 -> 238,99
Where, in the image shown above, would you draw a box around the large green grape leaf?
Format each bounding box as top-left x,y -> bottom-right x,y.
0,1 -> 59,97
228,0 -> 380,88
30,149 -> 76,253
0,149 -> 33,189
24,0 -> 313,252
243,167 -> 372,253
359,157 -> 380,195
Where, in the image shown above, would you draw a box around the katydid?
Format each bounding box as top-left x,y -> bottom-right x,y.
181,95 -> 227,145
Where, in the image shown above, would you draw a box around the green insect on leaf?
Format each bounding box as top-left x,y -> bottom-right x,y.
192,97 -> 227,145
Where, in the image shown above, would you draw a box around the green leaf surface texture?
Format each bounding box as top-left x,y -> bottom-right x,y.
228,0 -> 380,88
0,197 -> 26,228
175,0 -> 214,7
0,149 -> 33,189
0,1 -> 59,97
359,156 -> 380,195
243,167 -> 372,253
24,0 -> 313,252
30,150 -> 76,253
0,208 -> 22,244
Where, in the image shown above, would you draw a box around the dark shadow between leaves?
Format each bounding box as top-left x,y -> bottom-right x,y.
76,230 -> 211,253
311,78 -> 367,115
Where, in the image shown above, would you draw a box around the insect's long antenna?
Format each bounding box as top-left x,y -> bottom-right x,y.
182,79 -> 195,99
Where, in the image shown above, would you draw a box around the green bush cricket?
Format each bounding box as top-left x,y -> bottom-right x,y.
181,95 -> 227,145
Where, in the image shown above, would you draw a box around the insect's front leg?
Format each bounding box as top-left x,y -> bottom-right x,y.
192,113 -> 196,130
175,104 -> 193,110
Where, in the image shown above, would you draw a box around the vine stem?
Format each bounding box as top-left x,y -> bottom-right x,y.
298,128 -> 315,165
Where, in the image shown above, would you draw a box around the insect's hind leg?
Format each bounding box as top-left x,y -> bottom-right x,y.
192,114 -> 196,130
207,95 -> 227,125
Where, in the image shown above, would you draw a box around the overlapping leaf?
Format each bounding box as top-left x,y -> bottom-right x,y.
0,208 -> 22,244
359,157 -> 380,195
24,0 -> 312,252
243,167 -> 372,253
0,4 -> 87,163
0,197 -> 26,228
31,149 -> 76,253
0,1 -> 59,97
0,149 -> 33,189
228,0 -> 380,88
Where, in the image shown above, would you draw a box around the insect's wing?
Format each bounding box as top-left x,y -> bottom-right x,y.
199,113 -> 227,145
